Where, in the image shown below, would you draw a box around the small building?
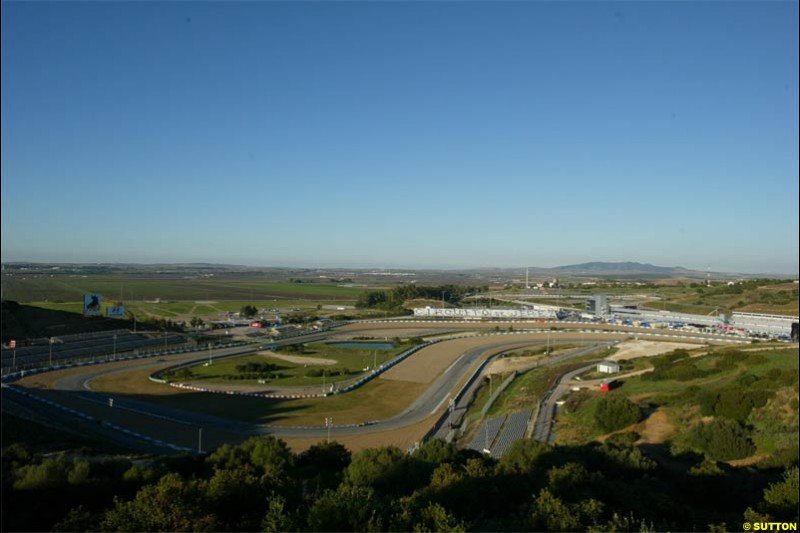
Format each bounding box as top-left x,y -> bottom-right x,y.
597,361 -> 621,374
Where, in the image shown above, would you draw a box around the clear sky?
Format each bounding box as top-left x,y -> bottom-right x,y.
1,1 -> 798,274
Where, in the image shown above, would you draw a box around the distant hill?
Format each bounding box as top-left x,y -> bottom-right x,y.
552,261 -> 694,276
514,261 -> 732,279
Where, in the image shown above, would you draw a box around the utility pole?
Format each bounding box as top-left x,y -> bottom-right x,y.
325,417 -> 332,443
448,398 -> 455,428
198,428 -> 203,454
208,343 -> 213,365
113,334 -> 117,360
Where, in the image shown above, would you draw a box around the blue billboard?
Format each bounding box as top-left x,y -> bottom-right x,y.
106,305 -> 126,318
83,293 -> 102,316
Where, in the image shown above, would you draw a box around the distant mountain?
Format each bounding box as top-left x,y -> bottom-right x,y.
553,262 -> 683,275
531,261 -> 739,279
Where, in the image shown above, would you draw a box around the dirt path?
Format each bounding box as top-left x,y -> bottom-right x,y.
637,409 -> 676,444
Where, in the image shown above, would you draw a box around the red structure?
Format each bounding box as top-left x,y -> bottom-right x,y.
599,380 -> 611,393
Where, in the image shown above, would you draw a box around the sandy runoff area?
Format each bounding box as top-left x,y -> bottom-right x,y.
608,340 -> 703,361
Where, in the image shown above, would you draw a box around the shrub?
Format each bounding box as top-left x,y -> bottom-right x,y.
688,418 -> 755,461
605,431 -> 640,447
714,389 -> 774,422
594,396 -> 641,433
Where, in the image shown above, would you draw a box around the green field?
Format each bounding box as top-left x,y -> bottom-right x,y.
2,275 -> 366,303
176,342 -> 414,387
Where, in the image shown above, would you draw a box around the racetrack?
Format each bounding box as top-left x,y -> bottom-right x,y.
3,321 -> 744,453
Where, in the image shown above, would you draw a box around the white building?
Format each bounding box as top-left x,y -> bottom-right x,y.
597,361 -> 621,374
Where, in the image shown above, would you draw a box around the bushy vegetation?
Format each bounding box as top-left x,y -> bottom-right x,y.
593,395 -> 642,433
5,434 -> 796,533
688,418 -> 757,461
278,344 -> 306,354
641,349 -> 710,381
356,285 -> 485,310
304,367 -> 356,378
235,362 -> 279,374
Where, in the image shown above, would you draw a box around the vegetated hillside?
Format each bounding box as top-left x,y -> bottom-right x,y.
556,347 -> 799,461
645,279 -> 800,316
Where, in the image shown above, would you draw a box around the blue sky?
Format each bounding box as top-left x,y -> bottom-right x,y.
1,2 -> 798,274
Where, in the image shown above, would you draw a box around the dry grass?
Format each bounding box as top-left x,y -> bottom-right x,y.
637,408 -> 676,444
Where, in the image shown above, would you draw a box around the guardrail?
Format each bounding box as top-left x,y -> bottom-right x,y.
0,341 -> 257,384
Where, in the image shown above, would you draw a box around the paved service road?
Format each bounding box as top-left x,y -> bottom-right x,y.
530,342 -> 617,444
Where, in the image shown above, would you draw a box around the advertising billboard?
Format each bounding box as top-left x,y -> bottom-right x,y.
413,307 -> 557,319
84,293 -> 102,316
106,306 -> 126,318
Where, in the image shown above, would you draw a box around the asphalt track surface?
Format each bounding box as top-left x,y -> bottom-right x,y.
3,321 -> 744,453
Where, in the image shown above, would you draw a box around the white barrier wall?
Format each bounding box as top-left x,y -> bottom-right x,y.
413,307 -> 557,319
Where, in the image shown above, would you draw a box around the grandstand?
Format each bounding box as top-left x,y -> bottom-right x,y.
468,415 -> 506,454
492,409 -> 532,457
729,312 -> 798,337
467,409 -> 533,456
1,329 -> 185,370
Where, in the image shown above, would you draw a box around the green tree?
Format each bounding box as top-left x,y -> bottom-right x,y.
297,441 -> 351,493
345,446 -> 414,495
240,305 -> 258,318
412,502 -> 466,533
241,437 -> 294,481
547,463 -> 595,500
497,439 -> 551,475
530,488 -> 603,532
688,418 -> 755,461
100,473 -> 218,532
205,466 -> 265,531
306,484 -> 382,532
261,493 -> 295,533
759,467 -> 799,521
